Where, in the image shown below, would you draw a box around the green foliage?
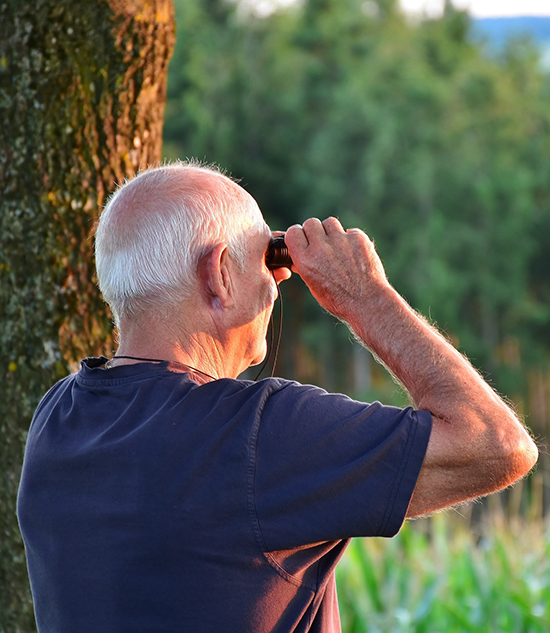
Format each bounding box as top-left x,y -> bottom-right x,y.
164,0 -> 550,412
163,15 -> 550,630
336,512 -> 550,633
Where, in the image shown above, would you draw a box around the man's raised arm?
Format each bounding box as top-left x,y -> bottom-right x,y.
285,217 -> 539,517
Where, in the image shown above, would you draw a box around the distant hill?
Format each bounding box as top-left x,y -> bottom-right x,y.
473,16 -> 550,47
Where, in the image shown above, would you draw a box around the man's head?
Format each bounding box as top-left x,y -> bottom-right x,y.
95,162 -> 269,327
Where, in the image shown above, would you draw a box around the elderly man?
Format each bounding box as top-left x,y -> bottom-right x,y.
18,162 -> 537,632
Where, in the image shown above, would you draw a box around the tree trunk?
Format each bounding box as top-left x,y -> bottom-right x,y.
0,1 -> 175,629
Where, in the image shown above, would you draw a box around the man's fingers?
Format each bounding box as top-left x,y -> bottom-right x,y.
347,227 -> 368,238
322,217 -> 345,235
285,218 -> 364,261
285,224 -> 309,249
301,217 -> 326,244
285,218 -> 327,251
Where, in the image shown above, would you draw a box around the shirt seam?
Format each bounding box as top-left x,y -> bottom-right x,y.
246,382 -> 319,593
75,367 -> 206,388
379,408 -> 420,534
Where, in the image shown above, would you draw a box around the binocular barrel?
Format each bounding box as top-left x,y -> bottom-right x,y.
266,235 -> 293,270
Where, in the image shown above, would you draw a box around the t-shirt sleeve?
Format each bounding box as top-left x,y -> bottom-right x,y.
252,382 -> 432,551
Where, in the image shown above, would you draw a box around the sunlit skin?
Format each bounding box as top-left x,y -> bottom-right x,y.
111,169 -> 537,517
113,226 -> 291,380
196,226 -> 292,374
284,216 -> 538,517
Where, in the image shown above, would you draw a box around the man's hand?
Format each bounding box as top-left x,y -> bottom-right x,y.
285,217 -> 538,517
285,217 -> 387,322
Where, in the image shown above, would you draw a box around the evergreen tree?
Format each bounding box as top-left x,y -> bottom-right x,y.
163,0 -> 550,408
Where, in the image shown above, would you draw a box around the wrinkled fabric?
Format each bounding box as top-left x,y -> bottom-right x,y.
18,357 -> 431,632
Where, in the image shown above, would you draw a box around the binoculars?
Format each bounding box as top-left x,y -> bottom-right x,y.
266,236 -> 293,270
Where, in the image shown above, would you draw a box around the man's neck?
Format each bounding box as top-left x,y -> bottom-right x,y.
114,316 -> 246,380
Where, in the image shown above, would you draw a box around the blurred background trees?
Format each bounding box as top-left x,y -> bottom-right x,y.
164,14 -> 550,619
164,0 -> 550,441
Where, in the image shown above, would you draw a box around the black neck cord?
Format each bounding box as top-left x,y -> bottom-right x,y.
106,356 -> 217,382
107,278 -> 284,382
253,273 -> 283,381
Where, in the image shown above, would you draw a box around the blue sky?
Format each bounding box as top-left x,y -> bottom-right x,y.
400,0 -> 550,18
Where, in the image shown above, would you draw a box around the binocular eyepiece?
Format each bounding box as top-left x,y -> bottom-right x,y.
266,235 -> 293,270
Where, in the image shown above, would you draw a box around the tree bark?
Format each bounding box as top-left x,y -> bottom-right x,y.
0,1 -> 175,629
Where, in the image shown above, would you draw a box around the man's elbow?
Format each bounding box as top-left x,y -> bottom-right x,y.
408,414 -> 539,518
511,434 -> 538,479
495,429 -> 539,489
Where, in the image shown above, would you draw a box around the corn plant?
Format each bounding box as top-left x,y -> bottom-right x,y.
336,510 -> 550,633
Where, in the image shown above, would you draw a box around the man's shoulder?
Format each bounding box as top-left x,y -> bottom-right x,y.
227,376 -> 341,404
35,370 -> 78,410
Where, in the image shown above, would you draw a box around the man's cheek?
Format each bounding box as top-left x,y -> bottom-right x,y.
266,278 -> 278,307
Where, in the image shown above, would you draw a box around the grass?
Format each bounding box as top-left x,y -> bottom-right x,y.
336,501 -> 550,633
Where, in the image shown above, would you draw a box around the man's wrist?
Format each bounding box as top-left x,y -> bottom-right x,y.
345,283 -> 409,346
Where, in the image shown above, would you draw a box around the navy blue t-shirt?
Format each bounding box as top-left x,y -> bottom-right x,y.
18,358 -> 431,632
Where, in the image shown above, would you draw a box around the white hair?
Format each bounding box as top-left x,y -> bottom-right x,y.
95,162 -> 267,325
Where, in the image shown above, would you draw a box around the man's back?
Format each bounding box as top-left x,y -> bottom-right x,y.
18,358 -> 430,632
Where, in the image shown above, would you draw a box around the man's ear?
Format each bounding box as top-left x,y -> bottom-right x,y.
197,243 -> 234,309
